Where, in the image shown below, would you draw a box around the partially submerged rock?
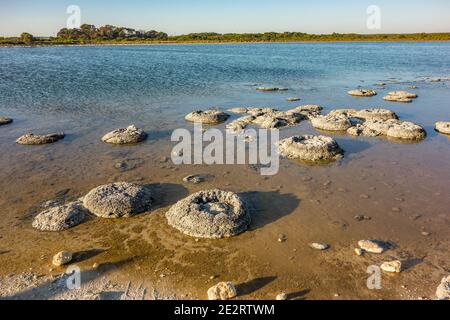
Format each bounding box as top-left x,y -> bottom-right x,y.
277,135 -> 344,162
165,189 -> 250,239
435,121 -> 450,135
185,110 -> 230,124
226,115 -> 255,133
386,121 -> 426,140
311,114 -> 353,131
207,282 -> 237,300
256,87 -> 288,92
0,117 -> 13,126
348,89 -> 377,97
32,200 -> 87,231
380,260 -> 402,273
83,182 -> 153,218
358,240 -> 389,253
227,107 -> 249,114
102,125 -> 147,145
16,132 -> 65,145
436,275 -> 450,300
287,105 -> 323,119
384,91 -> 418,103
287,98 -> 300,102
52,251 -> 73,266
328,109 -> 358,118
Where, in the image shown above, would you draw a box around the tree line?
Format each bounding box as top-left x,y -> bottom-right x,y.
1,27 -> 450,46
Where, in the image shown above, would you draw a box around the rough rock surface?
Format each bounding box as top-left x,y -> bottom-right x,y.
185,110 -> 230,124
358,240 -> 388,253
384,91 -> 418,103
102,125 -> 147,144
436,275 -> 450,300
348,89 -> 377,97
165,189 -> 250,239
277,135 -> 343,162
311,114 -> 353,131
52,251 -> 73,266
380,260 -> 402,273
16,132 -> 65,145
355,109 -> 398,121
287,105 -> 323,119
207,282 -> 237,300
0,117 -> 13,126
435,121 -> 450,135
386,121 -> 426,140
83,182 -> 153,218
328,109 -> 358,118
183,175 -> 204,184
226,115 -> 255,133
32,200 -> 88,231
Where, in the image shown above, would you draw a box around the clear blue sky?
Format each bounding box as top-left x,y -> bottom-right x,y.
1,0 -> 450,36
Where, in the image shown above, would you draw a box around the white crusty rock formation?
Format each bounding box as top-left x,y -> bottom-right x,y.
165,189 -> 250,239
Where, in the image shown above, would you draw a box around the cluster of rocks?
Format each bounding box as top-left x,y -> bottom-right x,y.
32,182 -> 153,231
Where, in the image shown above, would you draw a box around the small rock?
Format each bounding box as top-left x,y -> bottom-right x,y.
360,194 -> 370,199
354,214 -> 371,221
0,116 -> 13,126
276,293 -> 288,300
392,207 -> 402,212
102,125 -> 147,145
355,248 -> 364,256
278,234 -> 287,243
52,251 -> 73,266
358,240 -> 389,254
309,243 -> 330,250
182,175 -> 204,184
348,89 -> 377,97
380,260 -> 402,273
287,98 -> 300,102
421,232 -> 430,236
207,282 -> 237,300
435,121 -> 450,135
436,275 -> 450,300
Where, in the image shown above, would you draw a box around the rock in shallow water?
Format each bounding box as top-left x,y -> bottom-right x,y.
165,189 -> 250,239
383,91 -> 418,103
348,89 -> 377,97
311,114 -> 353,131
207,282 -> 237,300
16,132 -> 65,145
0,116 -> 13,126
277,135 -> 344,162
102,125 -> 147,145
185,110 -> 230,124
32,200 -> 88,231
83,182 -> 153,218
435,121 -> 450,135
358,240 -> 389,253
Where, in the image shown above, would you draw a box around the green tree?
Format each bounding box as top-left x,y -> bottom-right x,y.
20,32 -> 34,44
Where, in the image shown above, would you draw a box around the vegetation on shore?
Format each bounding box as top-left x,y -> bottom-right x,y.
1,24 -> 450,46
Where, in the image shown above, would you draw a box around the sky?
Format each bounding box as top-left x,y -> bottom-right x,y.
1,0 -> 450,37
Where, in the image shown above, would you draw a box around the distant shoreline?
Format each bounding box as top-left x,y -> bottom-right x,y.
2,39 -> 450,48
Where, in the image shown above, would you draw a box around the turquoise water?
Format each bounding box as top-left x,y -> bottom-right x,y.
1,42 -> 450,132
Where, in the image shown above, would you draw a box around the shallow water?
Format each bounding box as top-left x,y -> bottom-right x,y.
0,42 -> 449,300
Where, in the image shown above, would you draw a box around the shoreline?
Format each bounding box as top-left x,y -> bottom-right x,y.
2,39 -> 450,48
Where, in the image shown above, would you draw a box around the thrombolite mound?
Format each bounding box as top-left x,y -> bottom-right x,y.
384,91 -> 418,103
32,200 -> 88,231
226,115 -> 255,133
310,114 -> 353,131
287,105 -> 323,119
253,111 -> 303,129
0,117 -> 13,126
83,182 -> 153,218
355,109 -> 398,121
347,89 -> 377,97
101,125 -> 147,145
185,110 -> 230,124
16,132 -> 65,145
165,189 -> 250,239
327,109 -> 358,118
435,121 -> 450,135
386,121 -> 426,140
277,135 -> 344,162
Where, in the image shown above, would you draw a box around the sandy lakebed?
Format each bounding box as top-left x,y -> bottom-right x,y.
0,42 -> 449,300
